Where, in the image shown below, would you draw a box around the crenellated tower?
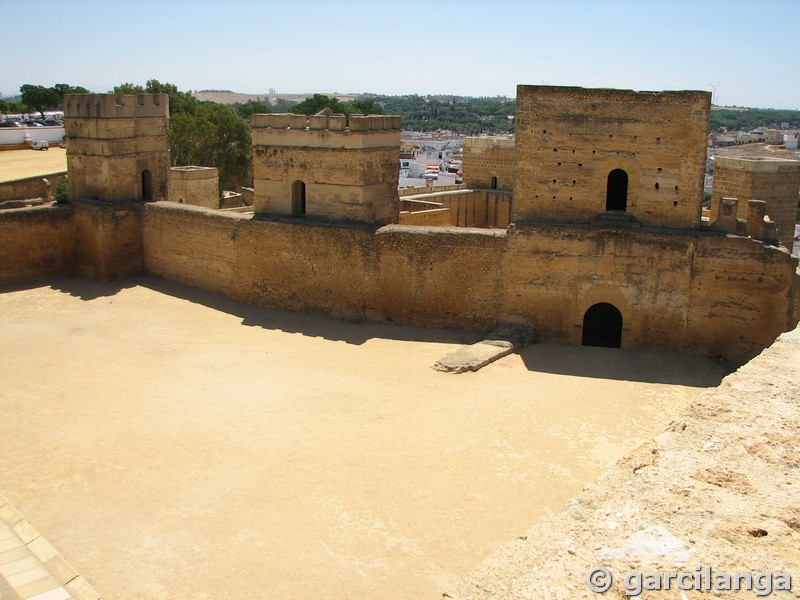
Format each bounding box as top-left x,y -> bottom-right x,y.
251,113 -> 401,225
64,93 -> 170,202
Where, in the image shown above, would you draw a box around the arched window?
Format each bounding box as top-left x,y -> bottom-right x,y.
291,180 -> 306,218
141,169 -> 153,201
582,302 -> 623,348
605,169 -> 628,211
490,176 -> 498,190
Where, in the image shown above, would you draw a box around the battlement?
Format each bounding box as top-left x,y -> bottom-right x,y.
464,136 -> 515,150
714,156 -> 800,174
64,94 -> 169,119
252,113 -> 401,132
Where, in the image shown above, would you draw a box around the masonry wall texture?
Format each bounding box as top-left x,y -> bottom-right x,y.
142,202 -> 799,361
0,205 -> 75,285
710,156 -> 800,248
513,86 -> 710,227
462,137 -> 515,191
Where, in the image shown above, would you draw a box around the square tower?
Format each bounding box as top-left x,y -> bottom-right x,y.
252,113 -> 401,225
711,157 -> 800,248
64,93 -> 170,202
512,86 -> 711,228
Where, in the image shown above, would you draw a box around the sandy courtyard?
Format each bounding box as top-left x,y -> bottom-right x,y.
0,148 -> 67,182
0,277 -> 729,599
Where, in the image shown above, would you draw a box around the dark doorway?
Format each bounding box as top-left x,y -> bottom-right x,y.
605,169 -> 628,211
142,169 -> 153,201
490,176 -> 498,190
291,180 -> 306,218
582,302 -> 623,348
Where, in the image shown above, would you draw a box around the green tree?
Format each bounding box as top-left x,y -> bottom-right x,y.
345,99 -> 382,115
232,99 -> 270,122
20,84 -> 61,118
113,80 -> 251,192
291,94 -> 346,116
53,83 -> 90,99
170,102 -> 251,193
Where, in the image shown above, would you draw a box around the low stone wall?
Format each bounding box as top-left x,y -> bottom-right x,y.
0,204 -> 75,285
402,188 -> 512,229
0,171 -> 67,203
398,207 -> 451,226
449,323 -> 800,599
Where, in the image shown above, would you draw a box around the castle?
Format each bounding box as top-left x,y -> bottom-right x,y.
1,85 -> 798,361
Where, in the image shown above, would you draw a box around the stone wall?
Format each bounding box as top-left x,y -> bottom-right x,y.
0,171 -> 67,203
513,86 -> 710,228
142,202 -> 798,361
0,204 -> 75,285
462,137 -> 515,191
711,156 -> 800,249
169,166 -> 219,208
398,207 -> 451,226
399,189 -> 512,229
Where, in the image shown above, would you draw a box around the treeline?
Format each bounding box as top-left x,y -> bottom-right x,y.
361,94 -> 515,134
710,108 -> 800,132
230,93 -> 516,134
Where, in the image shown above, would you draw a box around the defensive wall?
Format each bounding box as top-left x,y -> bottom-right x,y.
139,201 -> 798,361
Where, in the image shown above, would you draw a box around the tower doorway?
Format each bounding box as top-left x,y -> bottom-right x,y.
142,169 -> 153,201
605,169 -> 628,211
582,302 -> 623,348
291,180 -> 306,218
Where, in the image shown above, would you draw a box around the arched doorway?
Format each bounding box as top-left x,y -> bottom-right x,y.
141,169 -> 153,201
582,302 -> 623,348
490,176 -> 498,190
291,180 -> 306,218
605,169 -> 628,211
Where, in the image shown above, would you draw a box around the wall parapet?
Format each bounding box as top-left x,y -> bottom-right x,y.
252,113 -> 401,132
64,94 -> 169,119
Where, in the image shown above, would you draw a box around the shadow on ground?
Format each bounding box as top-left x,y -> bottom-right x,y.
517,342 -> 733,387
1,274 -> 737,386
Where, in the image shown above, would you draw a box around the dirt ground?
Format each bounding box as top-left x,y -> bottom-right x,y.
0,147 -> 67,182
0,276 -> 730,599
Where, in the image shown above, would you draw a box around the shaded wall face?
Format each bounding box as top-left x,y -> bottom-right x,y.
513,86 -> 710,228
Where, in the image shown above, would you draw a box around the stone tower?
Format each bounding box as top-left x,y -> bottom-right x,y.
64,93 -> 169,202
251,113 -> 400,224
63,93 -> 169,281
512,86 -> 711,229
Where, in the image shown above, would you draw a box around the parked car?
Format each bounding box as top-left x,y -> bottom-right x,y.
31,141 -> 49,150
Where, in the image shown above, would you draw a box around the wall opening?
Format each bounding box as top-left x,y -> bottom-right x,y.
142,169 -> 153,201
582,302 -> 623,348
291,180 -> 306,218
490,176 -> 498,190
605,169 -> 628,211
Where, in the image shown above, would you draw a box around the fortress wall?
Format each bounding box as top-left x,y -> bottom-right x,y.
462,137 -> 515,191
141,203 -> 799,361
0,205 -> 76,285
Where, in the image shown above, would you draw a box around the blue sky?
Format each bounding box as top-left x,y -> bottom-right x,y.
2,0 -> 799,109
